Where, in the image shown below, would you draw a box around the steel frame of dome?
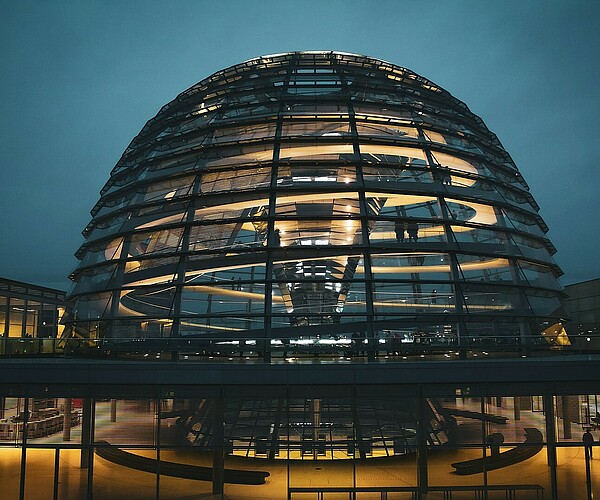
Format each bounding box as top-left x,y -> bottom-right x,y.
66,51 -> 565,358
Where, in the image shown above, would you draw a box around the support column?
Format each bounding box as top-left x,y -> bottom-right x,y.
63,398 -> 72,441
513,396 -> 521,421
53,449 -> 60,500
561,396 -> 572,440
351,400 -> 366,459
156,398 -> 161,500
19,397 -> 29,500
312,399 -> 321,460
110,399 -> 117,423
417,391 -> 428,497
543,394 -> 558,500
481,397 -> 489,494
212,397 -> 225,497
80,398 -> 93,469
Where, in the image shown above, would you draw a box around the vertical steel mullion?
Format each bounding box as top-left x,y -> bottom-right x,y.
416,387 -> 428,498
53,448 -> 60,500
211,393 -> 225,496
170,177 -> 202,340
481,392 -> 489,498
19,397 -> 29,500
507,259 -> 536,352
335,55 -> 376,361
263,54 -> 296,362
286,386 -> 290,493
21,300 -> 27,338
107,236 -> 132,338
156,396 -> 161,500
493,206 -> 532,349
419,127 -> 467,355
352,385 -> 357,490
3,296 -> 9,339
86,399 -> 96,500
543,393 -> 558,500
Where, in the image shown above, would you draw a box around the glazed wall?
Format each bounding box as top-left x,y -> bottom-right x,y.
1,383 -> 598,499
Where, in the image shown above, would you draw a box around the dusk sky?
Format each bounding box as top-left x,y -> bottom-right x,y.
1,0 -> 598,290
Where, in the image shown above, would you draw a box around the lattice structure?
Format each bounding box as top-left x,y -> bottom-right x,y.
67,51 -> 565,355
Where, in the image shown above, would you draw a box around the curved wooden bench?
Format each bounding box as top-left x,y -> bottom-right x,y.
451,428 -> 543,475
94,441 -> 269,485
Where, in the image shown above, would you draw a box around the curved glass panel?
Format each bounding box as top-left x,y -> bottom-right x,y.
67,51 -> 565,352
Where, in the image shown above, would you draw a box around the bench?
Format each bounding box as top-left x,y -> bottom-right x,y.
94,441 -> 269,485
451,428 -> 543,475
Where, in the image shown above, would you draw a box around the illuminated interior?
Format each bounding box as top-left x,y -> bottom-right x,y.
67,51 -> 565,352
0,277 -> 67,347
1,51 -> 587,499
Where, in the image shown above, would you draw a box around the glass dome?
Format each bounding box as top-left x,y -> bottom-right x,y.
66,51 -> 565,357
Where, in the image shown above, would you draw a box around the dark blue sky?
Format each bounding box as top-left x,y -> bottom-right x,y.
1,1 -> 598,290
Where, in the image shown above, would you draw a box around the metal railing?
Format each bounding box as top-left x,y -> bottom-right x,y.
0,333 -> 595,361
288,483 -> 544,499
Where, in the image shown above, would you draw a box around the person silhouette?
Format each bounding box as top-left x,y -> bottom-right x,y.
271,229 -> 281,247
584,428 -> 595,459
394,220 -> 405,243
407,221 -> 418,242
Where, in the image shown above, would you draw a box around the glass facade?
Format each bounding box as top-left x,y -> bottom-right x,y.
66,51 -> 566,358
0,277 -> 67,356
3,51 -> 586,499
564,278 -> 600,348
2,381 -> 600,499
